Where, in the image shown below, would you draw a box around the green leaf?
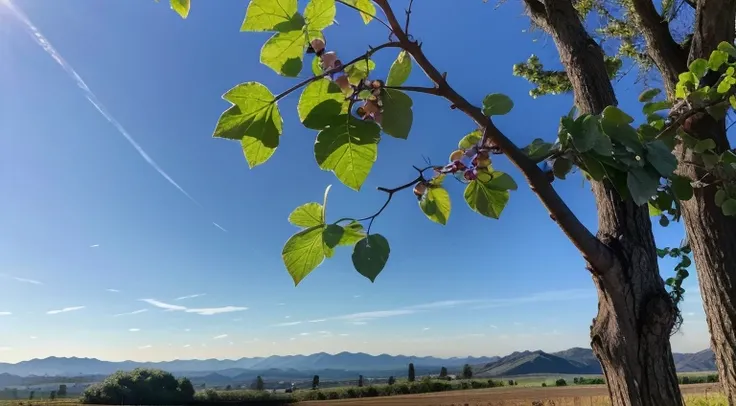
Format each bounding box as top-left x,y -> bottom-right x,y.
552,158 -> 573,180
419,187 -> 451,225
718,41 -> 736,58
648,202 -> 663,216
627,167 -> 660,206
380,89 -> 413,139
671,175 -> 694,201
463,174 -> 515,219
715,189 -> 727,207
304,0 -> 336,31
322,224 -> 344,250
288,203 -> 324,227
580,154 -> 605,181
282,225 -> 326,286
638,88 -> 661,103
311,56 -> 322,75
600,119 -> 644,155
689,58 -> 709,79
345,59 -> 376,85
722,199 -> 736,216
591,131 -> 614,156
645,141 -> 677,177
702,152 -> 721,169
314,115 -> 380,190
522,138 -> 554,160
709,50 -> 729,71
170,0 -> 190,18
602,106 -> 634,125
694,138 -> 716,153
482,94 -> 514,116
352,234 -> 390,282
241,0 -> 302,32
659,215 -> 670,227
339,221 -> 367,245
350,0 -> 376,24
213,82 -> 282,168
261,30 -> 307,77
297,78 -> 348,129
642,100 -> 672,116
722,150 -> 736,165
386,51 -> 412,87
572,115 -> 602,153
707,102 -> 730,120
458,130 -> 482,149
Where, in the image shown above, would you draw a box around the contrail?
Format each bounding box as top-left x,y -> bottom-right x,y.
3,0 -> 200,206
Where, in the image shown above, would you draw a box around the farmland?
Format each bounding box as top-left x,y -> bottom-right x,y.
300,384 -> 723,405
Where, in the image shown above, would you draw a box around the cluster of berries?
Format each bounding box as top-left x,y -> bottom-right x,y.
440,138 -> 499,184
310,38 -> 385,124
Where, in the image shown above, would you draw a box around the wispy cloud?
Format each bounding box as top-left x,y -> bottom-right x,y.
308,319 -> 327,323
106,288 -> 120,293
186,306 -> 247,315
138,345 -> 152,349
353,295 -> 361,298
490,324 -> 498,329
299,332 -> 310,336
113,309 -> 148,317
175,293 -> 206,301
471,289 -> 595,309
29,336 -> 37,339
140,299 -> 187,311
183,344 -> 191,348
273,321 -> 303,327
339,333 -> 349,337
351,321 -> 368,325
0,347 -> 11,352
422,327 -> 430,331
2,1 -> 207,208
140,299 -> 246,315
277,303 -> 286,306
213,334 -> 228,340
0,312 -> 11,316
46,306 -> 85,315
212,222 -> 228,232
89,244 -> 99,248
129,328 -> 141,332
13,276 -> 42,285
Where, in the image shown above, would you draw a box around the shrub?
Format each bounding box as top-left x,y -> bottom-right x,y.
508,379 -> 515,386
80,368 -> 196,405
555,378 -> 568,387
388,376 -> 395,385
542,382 -> 547,387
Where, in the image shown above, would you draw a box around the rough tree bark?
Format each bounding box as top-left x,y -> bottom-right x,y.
628,0 -> 736,402
524,1 -> 684,405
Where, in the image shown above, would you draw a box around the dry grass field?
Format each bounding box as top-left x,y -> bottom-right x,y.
301,383 -> 724,406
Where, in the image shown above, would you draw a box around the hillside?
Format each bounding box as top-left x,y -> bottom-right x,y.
474,347 -> 716,377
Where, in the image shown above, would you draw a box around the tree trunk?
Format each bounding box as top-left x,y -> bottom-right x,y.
633,0 -> 736,401
522,0 -> 685,404
681,2 -> 736,403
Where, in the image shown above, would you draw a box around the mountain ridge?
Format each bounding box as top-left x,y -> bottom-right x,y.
0,347 -> 716,378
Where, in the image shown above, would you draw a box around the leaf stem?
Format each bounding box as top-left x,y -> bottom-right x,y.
373,0 -> 615,273
273,42 -> 402,103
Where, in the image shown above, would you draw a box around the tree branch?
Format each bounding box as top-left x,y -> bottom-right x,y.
629,0 -> 688,96
373,0 -> 615,272
274,42 -> 401,102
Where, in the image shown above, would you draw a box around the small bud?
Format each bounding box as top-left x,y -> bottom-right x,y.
449,149 -> 465,162
372,88 -> 382,97
454,161 -> 467,171
321,52 -> 338,70
363,100 -> 380,115
413,183 -> 427,198
310,38 -> 326,54
356,106 -> 366,117
463,169 -> 477,181
371,80 -> 383,89
334,75 -> 351,92
363,79 -> 372,88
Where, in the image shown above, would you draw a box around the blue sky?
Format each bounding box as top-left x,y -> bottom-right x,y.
0,0 -> 709,363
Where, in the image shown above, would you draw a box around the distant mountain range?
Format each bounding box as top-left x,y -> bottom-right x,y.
0,348 -> 717,387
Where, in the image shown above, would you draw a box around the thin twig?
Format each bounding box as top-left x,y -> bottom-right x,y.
373,0 -> 614,273
356,166 -> 434,233
384,85 -> 439,95
335,0 -> 393,32
274,42 -> 401,102
404,0 -> 415,35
